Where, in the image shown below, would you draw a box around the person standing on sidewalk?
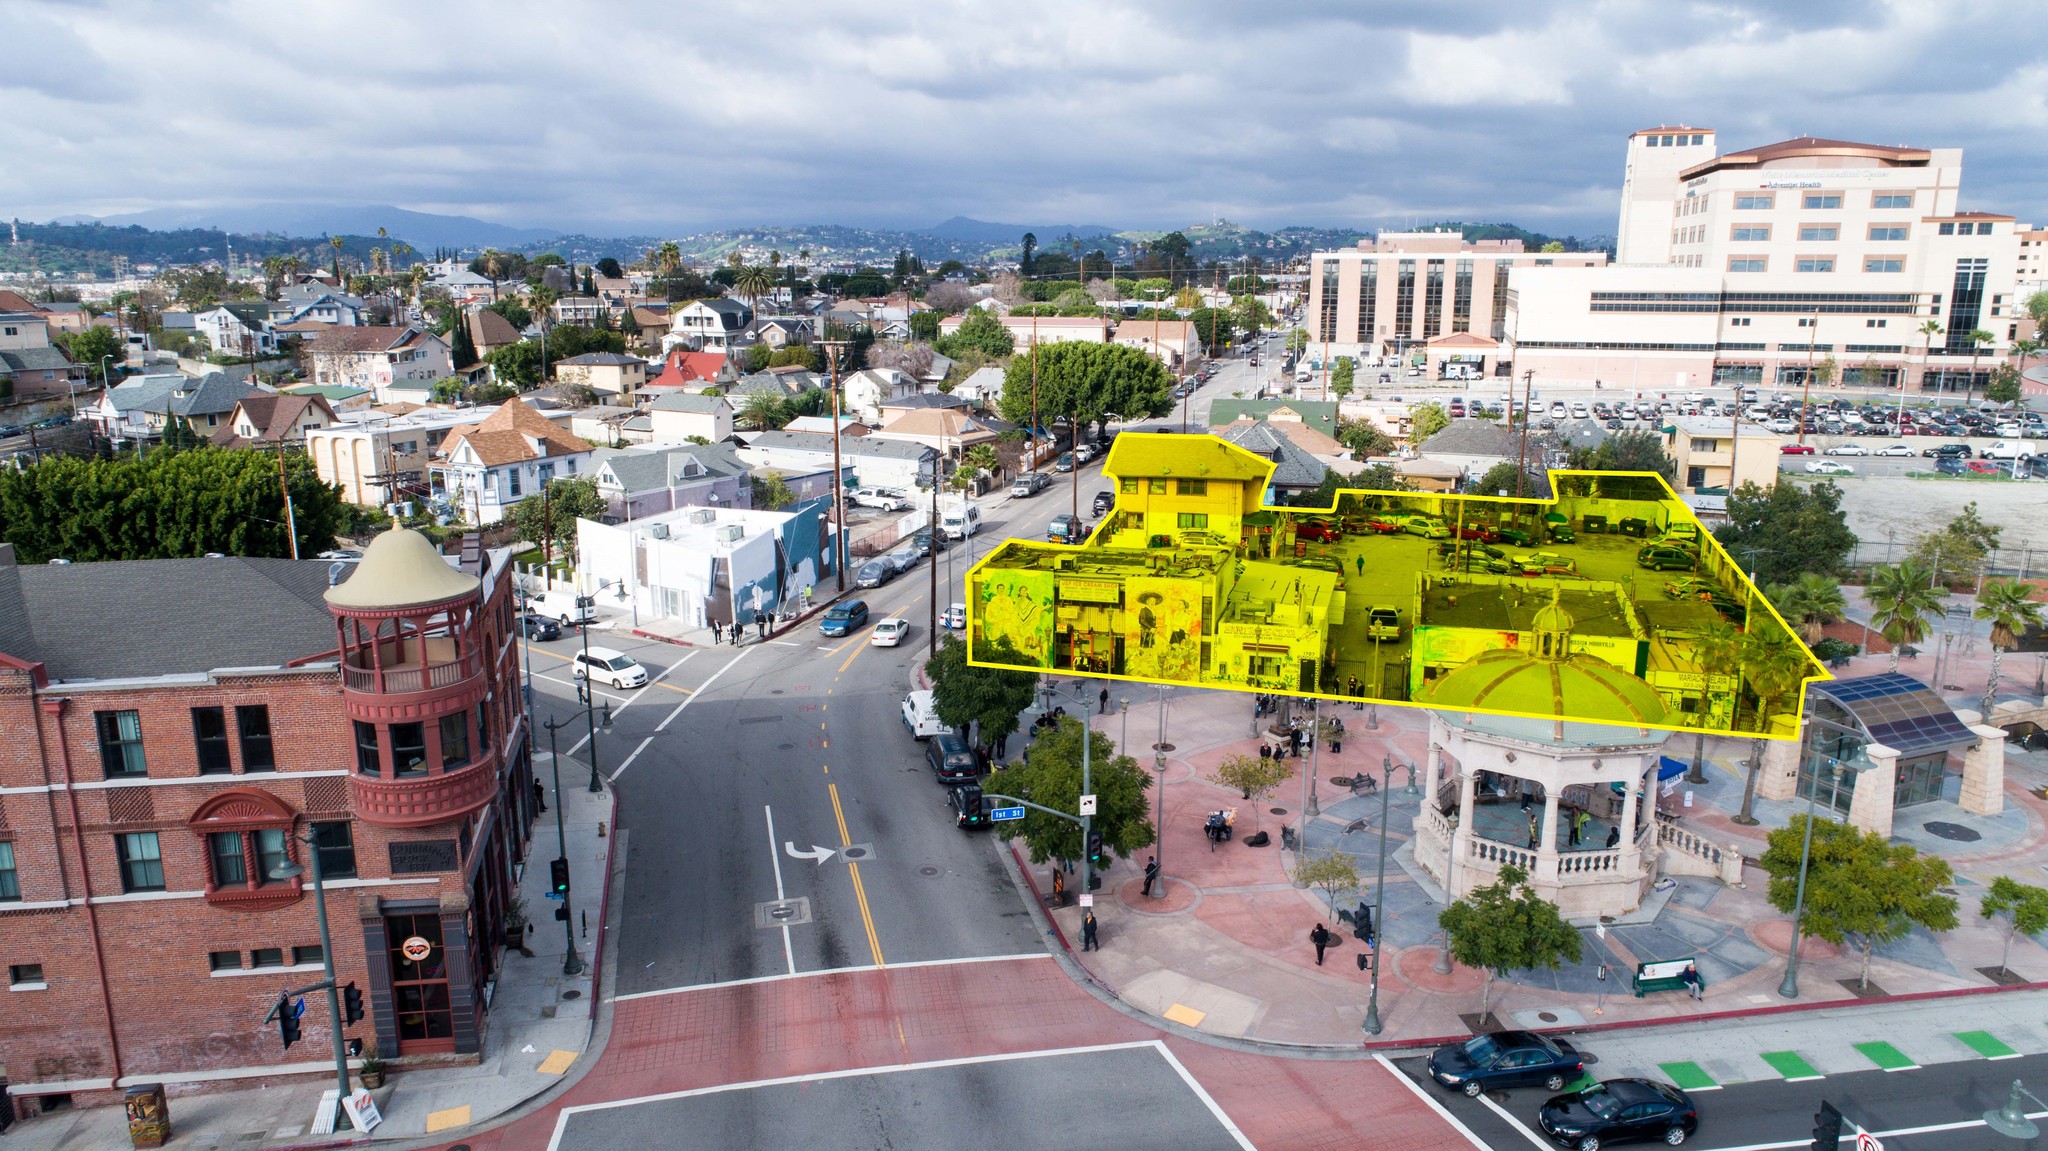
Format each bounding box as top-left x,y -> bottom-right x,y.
1051,868 -> 1065,907
1081,910 -> 1099,951
1310,922 -> 1332,965
1527,809 -> 1540,850
1098,686 -> 1109,714
1141,856 -> 1160,897
710,619 -> 723,644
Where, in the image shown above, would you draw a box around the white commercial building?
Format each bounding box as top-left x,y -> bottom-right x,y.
1507,130 -> 2025,395
577,500 -> 833,633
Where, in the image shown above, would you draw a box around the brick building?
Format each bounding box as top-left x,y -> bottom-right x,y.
0,529 -> 536,1114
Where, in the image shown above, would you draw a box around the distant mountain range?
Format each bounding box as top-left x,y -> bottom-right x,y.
51,204 -> 557,251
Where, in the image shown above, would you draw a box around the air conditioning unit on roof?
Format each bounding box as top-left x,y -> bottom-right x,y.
686,509 -> 716,525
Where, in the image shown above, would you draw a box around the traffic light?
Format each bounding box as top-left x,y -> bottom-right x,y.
343,981 -> 364,1026
550,857 -> 571,897
1086,832 -> 1104,868
1811,1101 -> 1842,1151
277,994 -> 302,1050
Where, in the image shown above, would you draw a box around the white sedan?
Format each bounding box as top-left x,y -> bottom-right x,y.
870,617 -> 910,647
1872,444 -> 1916,457
1806,460 -> 1856,476
1823,444 -> 1869,456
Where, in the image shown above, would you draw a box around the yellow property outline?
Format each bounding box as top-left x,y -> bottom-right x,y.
965,433 -> 1827,740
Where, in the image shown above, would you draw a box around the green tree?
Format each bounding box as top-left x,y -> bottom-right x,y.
732,265 -> 776,337
934,309 -> 1014,360
986,714 -> 1154,866
751,470 -> 796,509
1980,876 -> 2048,977
1207,752 -> 1292,833
1976,578 -> 2045,713
1539,240 -> 1566,253
449,315 -> 478,369
1985,363 -> 2023,405
769,345 -> 823,371
595,257 -> 623,279
486,341 -> 544,388
57,324 -> 123,370
1334,417 -> 1394,459
1765,573 -> 1847,645
1291,849 -> 1360,918
508,475 -> 604,560
960,443 -> 1000,481
1759,816 -> 1957,990
1437,864 -> 1583,1022
1712,480 -> 1857,586
1965,328 -> 1996,403
1906,501 -> 2002,586
1407,401 -> 1449,445
908,310 -> 942,341
1864,560 -> 1947,671
1285,328 -> 1308,357
1187,307 -> 1233,353
924,634 -> 1040,747
996,342 -> 1175,437
1473,461 -> 1540,498
1567,429 -> 1677,480
485,299 -> 532,330
841,268 -> 890,298
2027,290 -> 2048,329
738,391 -> 788,432
1329,357 -> 1355,400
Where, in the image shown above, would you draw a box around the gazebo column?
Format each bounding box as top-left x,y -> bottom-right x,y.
1537,791 -> 1561,882
1451,766 -> 1478,885
1620,770 -> 1643,848
1423,743 -> 1442,805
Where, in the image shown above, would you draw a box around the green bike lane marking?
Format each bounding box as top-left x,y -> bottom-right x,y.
1759,1050 -> 1824,1082
1656,1061 -> 1720,1092
1853,1040 -> 1919,1071
1955,1030 -> 2022,1060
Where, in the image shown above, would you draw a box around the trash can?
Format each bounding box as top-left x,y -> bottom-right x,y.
125,1083 -> 170,1148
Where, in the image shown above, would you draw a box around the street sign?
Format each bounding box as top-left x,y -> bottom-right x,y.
1079,794 -> 1098,816
990,806 -> 1025,822
291,996 -> 307,1019
1078,894 -> 1094,907
1856,1133 -> 1884,1151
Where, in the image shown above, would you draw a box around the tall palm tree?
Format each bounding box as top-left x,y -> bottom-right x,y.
1965,328 -> 1996,404
479,247 -> 505,300
1976,578 -> 2045,714
2013,338 -> 2042,378
329,234 -> 345,281
961,443 -> 1001,481
655,242 -> 682,278
738,391 -> 785,431
1916,319 -> 1944,400
732,264 -> 775,339
1767,573 -> 1848,645
1866,560 -> 1947,670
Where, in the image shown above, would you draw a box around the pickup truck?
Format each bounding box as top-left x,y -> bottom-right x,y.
901,690 -> 954,740
1365,605 -> 1400,641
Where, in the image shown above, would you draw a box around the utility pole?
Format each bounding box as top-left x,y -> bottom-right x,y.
1515,369 -> 1536,498
1030,315 -> 1041,473
275,441 -> 300,560
1797,309 -> 1818,447
817,338 -> 852,591
928,449 -> 940,657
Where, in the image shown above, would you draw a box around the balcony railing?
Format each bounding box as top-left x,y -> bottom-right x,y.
341,651 -> 482,695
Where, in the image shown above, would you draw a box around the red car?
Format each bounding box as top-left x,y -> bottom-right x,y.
1357,517 -> 1401,534
1779,443 -> 1816,455
1455,525 -> 1500,542
1295,520 -> 1343,543
1966,460 -> 2004,474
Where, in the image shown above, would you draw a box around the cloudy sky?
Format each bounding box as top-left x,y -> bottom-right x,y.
5,0 -> 2045,239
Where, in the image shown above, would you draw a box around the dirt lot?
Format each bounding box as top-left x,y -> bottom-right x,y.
1815,474 -> 2048,558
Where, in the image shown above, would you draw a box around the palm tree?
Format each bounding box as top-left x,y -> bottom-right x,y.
1976,578 -> 2045,714
655,242 -> 682,278
2014,338 -> 2042,378
961,443 -> 1001,481
1766,573 -> 1848,645
1866,560 -> 1947,670
732,264 -> 775,339
1965,328 -> 1996,404
738,391 -> 786,431
1916,319 -> 1944,400
328,235 -> 345,281
480,248 -> 505,300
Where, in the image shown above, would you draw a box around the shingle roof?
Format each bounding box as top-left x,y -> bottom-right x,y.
440,398 -> 591,468
0,347 -> 76,374
647,393 -> 730,414
1215,421 -> 1328,490
0,548 -> 352,682
1105,433 -> 1275,484
104,373 -> 187,413
165,373 -> 258,418
558,352 -> 642,366
210,393 -> 334,447
878,392 -> 969,411
1418,418 -> 1516,456
468,308 -> 522,347
875,408 -> 996,441
1205,399 -> 1339,434
594,443 -> 748,492
743,430 -> 933,461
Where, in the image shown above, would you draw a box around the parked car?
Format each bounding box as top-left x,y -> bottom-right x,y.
1779,443 -> 1815,455
911,528 -> 952,554
1454,524 -> 1501,542
30,414 -> 71,429
1921,442 -> 1971,457
0,424 -> 24,439
1295,519 -> 1342,543
572,646 -> 649,689
870,617 -> 909,647
942,602 -> 967,630
1537,1079 -> 1698,1149
886,547 -> 921,576
1635,544 -> 1697,572
855,559 -> 895,589
1871,444 -> 1916,457
1805,460 -> 1855,475
1091,490 -> 1116,516
1822,444 -> 1868,456
1981,441 -> 2034,461
516,613 -> 562,641
820,600 -> 870,637
1364,605 -> 1400,641
1965,459 -> 2006,475
1934,455 -> 1968,475
1054,452 -> 1075,473
1010,472 -> 1052,498
1048,513 -> 1085,544
1425,1031 -> 1585,1098
1354,516 -> 1402,534
850,487 -> 910,511
925,730 -> 982,784
1401,516 -> 1450,539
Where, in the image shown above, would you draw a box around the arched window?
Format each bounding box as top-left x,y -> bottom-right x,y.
189,790 -> 301,909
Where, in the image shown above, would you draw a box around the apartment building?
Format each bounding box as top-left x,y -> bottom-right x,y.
1509,130 -> 2025,392
308,406 -> 497,507
1305,232 -> 1607,368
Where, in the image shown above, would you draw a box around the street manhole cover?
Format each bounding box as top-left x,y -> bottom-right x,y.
562,989 -> 581,1000
777,743 -> 795,750
1152,743 -> 1176,754
772,689 -> 785,695
754,897 -> 812,928
1271,808 -> 1287,816
919,866 -> 939,876
1925,821 -> 1981,842
839,844 -> 874,862
1536,1011 -> 1559,1023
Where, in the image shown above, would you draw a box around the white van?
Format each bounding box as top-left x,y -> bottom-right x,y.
572,646 -> 648,689
939,503 -> 982,539
900,689 -> 953,740
532,588 -> 596,625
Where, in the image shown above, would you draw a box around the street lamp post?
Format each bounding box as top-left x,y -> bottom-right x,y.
1151,688 -> 1171,896
576,591 -> 613,792
268,843 -> 353,1101
1779,761 -> 1852,999
1363,753 -> 1396,1035
539,715 -> 585,976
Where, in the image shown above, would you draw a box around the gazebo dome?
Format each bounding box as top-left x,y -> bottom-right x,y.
1424,648 -> 1669,726
323,528 -> 479,612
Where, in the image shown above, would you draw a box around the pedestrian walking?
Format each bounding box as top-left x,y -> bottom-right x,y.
1099,687 -> 1109,714
1527,809 -> 1540,850
710,620 -> 723,644
1258,742 -> 1271,762
1310,922 -> 1332,966
1051,868 -> 1065,907
1081,910 -> 1099,951
1681,962 -> 1703,1001
1354,554 -> 1365,577
532,779 -> 547,813
1142,856 -> 1160,897
758,616 -> 769,641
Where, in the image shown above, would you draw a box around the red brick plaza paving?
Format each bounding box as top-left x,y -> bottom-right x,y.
418,956 -> 1474,1151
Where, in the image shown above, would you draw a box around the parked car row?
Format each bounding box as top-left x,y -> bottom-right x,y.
900,690 -> 995,829
1425,1031 -> 1701,1149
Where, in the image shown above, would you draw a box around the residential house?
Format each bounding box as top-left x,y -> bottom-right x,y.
782,415 -> 869,437
564,406 -> 639,448
1214,412 -> 1350,472
646,393 -> 735,444
1205,399 -> 1341,441
589,441 -> 753,520
869,408 -> 1001,465
729,366 -> 822,403
755,317 -> 812,350
1215,420 -> 1329,502
875,392 -> 969,423
431,398 -> 596,525
936,313 -> 1107,349
1388,457 -> 1464,493
952,365 -> 1006,408
308,405 -> 501,506
208,393 -> 338,448
842,368 -> 919,422
1412,419 -> 1518,485
554,352 -> 646,403
592,276 -> 637,308
1112,319 -> 1202,370
467,307 -> 523,358
650,349 -> 734,392
737,430 -> 936,492
624,304 -> 669,350
271,283 -> 364,327
307,326 -> 454,404
1661,417 -> 1779,497
86,371 -> 259,441
192,303 -> 278,356
0,311 -> 80,399
550,296 -> 604,327
280,382 -> 374,413
663,298 -> 753,352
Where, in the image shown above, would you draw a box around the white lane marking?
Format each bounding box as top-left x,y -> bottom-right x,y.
607,736 -> 655,782
610,952 -> 1052,1003
544,1040 -> 1169,1151
533,673 -> 627,703
769,640 -> 801,646
654,696 -> 690,732
1472,1081 -> 1557,1148
1153,1042 -> 1257,1150
1372,1054 -> 1490,1150
763,805 -> 794,976
1697,1106 -> 2048,1151
561,651 -> 690,752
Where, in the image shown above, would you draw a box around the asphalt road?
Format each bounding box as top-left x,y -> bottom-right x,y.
1393,1049 -> 2048,1150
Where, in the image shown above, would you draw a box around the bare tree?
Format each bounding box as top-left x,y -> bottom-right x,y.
1087,278 -> 1124,303
926,281 -> 975,314
991,272 -> 1025,306
866,340 -> 937,381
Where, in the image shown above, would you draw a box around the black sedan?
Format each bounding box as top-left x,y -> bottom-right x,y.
1425,1031 -> 1584,1098
1538,1078 -> 1696,1149
1921,442 -> 1970,457
516,613 -> 562,641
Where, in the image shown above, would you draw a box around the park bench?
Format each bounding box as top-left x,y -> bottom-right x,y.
1633,958 -> 1700,998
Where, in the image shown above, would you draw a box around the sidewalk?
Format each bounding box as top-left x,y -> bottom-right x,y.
1007,663 -> 2048,1051
1,768 -> 620,1150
